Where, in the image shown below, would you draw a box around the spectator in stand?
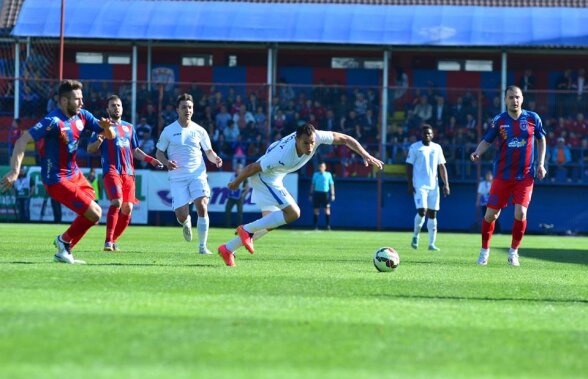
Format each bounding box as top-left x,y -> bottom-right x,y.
273,109 -> 287,132
312,100 -> 327,121
136,117 -> 153,140
210,91 -> 224,112
231,135 -> 248,173
354,92 -> 368,116
247,134 -> 265,161
413,95 -> 433,125
278,78 -> 295,105
572,68 -> 587,114
144,102 -> 159,132
321,109 -> 338,132
432,96 -> 450,132
223,119 -> 240,144
334,94 -> 352,121
241,121 -> 259,144
233,104 -> 255,130
230,94 -> 244,115
299,99 -> 313,120
160,103 -> 176,127
254,106 -> 267,134
247,93 -> 260,113
8,118 -> 22,158
452,96 -> 469,126
362,108 -> 378,144
340,110 -> 360,136
46,92 -> 59,113
215,105 -> 232,132
138,132 -> 156,169
518,69 -> 536,101
572,112 -> 588,134
550,136 -> 572,182
555,69 -> 574,116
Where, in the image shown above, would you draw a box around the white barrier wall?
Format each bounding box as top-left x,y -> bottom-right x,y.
22,167 -> 298,224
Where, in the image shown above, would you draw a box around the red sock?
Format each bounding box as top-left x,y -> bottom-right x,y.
105,206 -> 120,243
63,215 -> 98,248
511,219 -> 527,250
481,219 -> 496,249
113,212 -> 131,242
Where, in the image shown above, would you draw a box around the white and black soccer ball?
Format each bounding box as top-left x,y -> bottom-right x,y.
373,247 -> 400,272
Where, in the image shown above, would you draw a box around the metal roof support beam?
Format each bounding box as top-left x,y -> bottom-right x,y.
14,40 -> 20,119
132,43 -> 138,126
501,50 -> 507,112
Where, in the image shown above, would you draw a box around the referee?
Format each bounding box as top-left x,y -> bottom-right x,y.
309,162 -> 335,230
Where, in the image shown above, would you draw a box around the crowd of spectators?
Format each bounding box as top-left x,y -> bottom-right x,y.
3,68 -> 588,182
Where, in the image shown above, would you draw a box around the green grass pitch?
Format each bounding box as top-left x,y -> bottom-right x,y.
0,223 -> 586,379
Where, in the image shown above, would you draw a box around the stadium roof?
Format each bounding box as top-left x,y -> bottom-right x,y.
11,0 -> 588,47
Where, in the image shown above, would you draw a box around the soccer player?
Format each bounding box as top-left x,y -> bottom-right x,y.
217,123 -> 383,267
156,93 -> 223,255
471,85 -> 547,266
406,124 -> 450,251
87,95 -> 162,251
309,162 -> 335,230
0,79 -> 115,264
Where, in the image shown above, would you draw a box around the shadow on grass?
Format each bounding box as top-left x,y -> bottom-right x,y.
1,261 -> 216,268
370,293 -> 588,304
520,248 -> 588,266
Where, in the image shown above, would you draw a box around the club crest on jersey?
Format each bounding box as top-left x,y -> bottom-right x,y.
122,125 -> 130,133
519,119 -> 528,131
75,119 -> 83,131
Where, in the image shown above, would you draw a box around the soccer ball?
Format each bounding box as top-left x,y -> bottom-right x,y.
373,247 -> 400,272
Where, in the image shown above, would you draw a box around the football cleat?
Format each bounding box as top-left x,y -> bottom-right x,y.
428,244 -> 440,251
182,217 -> 193,242
104,242 -> 115,252
508,251 -> 520,267
477,248 -> 490,266
411,236 -> 419,249
236,225 -> 254,254
218,245 -> 235,266
199,246 -> 213,255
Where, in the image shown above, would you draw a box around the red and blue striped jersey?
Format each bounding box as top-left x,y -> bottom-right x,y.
484,110 -> 546,181
90,121 -> 138,176
28,108 -> 103,185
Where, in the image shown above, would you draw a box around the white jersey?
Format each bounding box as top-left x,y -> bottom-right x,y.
156,120 -> 212,181
258,130 -> 334,186
406,141 -> 446,190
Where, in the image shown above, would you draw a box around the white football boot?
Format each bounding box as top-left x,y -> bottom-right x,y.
477,248 -> 490,266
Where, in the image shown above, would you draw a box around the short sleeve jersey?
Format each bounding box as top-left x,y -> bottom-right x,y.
484,110 -> 546,180
156,120 -> 212,181
258,131 -> 335,186
90,121 -> 139,176
406,141 -> 446,190
312,171 -> 334,193
28,108 -> 103,185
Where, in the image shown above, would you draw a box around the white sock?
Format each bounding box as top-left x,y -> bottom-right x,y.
508,248 -> 518,256
427,218 -> 437,246
197,216 -> 209,248
414,214 -> 425,237
244,211 -> 286,233
177,214 -> 191,226
226,229 -> 269,253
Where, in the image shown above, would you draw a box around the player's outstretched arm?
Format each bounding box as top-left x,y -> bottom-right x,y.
1,131 -> 33,192
98,118 -> 116,140
133,148 -> 163,168
228,162 -> 261,191
205,149 -> 223,168
535,136 -> 547,180
332,132 -> 383,170
470,140 -> 491,161
87,134 -> 105,154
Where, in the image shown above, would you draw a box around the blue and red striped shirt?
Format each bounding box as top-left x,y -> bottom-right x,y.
91,121 -> 139,176
28,108 -> 103,185
484,110 -> 546,181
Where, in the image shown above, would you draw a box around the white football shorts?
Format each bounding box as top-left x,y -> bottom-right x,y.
413,187 -> 440,211
170,176 -> 210,210
250,174 -> 296,212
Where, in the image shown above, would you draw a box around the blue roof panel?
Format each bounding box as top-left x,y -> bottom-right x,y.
12,0 -> 588,47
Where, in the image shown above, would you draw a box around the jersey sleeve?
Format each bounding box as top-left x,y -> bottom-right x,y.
130,125 -> 139,150
199,128 -> 213,151
315,130 -> 335,145
81,109 -> 103,134
28,116 -> 58,141
405,144 -> 416,164
437,145 -> 447,165
156,128 -> 170,152
483,115 -> 501,143
477,182 -> 484,194
327,173 -> 334,186
532,112 -> 547,139
89,131 -> 99,144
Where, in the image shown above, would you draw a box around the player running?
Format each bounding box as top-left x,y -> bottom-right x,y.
218,122 -> 383,266
471,85 -> 547,266
156,93 -> 222,255
87,95 -> 162,251
0,80 -> 115,264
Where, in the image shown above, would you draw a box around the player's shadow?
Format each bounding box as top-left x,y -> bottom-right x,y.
520,247 -> 588,266
0,261 -> 215,268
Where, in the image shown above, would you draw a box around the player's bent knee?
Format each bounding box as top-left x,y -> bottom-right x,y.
121,203 -> 133,215
110,198 -> 122,208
